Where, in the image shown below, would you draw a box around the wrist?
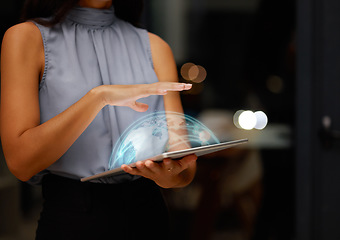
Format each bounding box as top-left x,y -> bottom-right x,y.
90,85 -> 109,107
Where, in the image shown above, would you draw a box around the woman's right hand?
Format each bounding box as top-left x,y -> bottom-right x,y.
96,82 -> 192,112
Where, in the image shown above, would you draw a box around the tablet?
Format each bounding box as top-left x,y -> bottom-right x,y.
80,138 -> 248,182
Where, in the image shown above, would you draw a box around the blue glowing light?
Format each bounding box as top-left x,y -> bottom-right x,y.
108,111 -> 220,170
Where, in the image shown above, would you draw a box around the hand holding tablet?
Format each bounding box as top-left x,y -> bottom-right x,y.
81,138 -> 248,182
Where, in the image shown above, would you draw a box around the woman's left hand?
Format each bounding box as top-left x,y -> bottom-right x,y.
121,154 -> 197,188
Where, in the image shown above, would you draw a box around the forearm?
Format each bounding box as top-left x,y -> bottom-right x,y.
3,82 -> 187,181
3,87 -> 105,181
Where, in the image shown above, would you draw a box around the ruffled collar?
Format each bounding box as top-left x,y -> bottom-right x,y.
67,6 -> 115,28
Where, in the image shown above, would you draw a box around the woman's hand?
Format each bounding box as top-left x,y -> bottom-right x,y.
97,82 -> 192,112
121,154 -> 197,188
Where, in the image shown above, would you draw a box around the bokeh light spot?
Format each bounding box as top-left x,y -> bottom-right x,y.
234,110 -> 269,130
238,110 -> 257,130
266,75 -> 284,93
181,63 -> 195,81
188,64 -> 199,80
233,110 -> 244,129
254,111 -> 268,129
192,65 -> 207,83
181,62 -> 207,83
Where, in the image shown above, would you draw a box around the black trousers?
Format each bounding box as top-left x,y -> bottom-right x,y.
36,174 -> 170,240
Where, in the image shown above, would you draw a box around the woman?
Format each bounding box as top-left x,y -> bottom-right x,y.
1,0 -> 197,239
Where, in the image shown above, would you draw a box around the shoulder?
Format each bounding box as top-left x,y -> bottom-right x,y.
3,22 -> 42,44
1,22 -> 44,78
147,32 -> 178,82
148,32 -> 173,57
2,22 -> 43,55
2,22 -> 44,64
148,32 -> 175,69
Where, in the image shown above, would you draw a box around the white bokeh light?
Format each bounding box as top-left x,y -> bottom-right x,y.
254,111 -> 268,129
238,111 -> 257,130
233,110 -> 244,129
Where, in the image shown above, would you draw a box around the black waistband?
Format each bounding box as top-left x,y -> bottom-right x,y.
41,174 -> 158,202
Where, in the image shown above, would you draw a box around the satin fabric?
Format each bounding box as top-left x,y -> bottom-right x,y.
30,6 -> 164,184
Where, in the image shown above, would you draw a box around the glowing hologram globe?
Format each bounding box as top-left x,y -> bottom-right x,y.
108,111 -> 220,170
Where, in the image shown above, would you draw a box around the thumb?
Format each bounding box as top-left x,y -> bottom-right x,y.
129,101 -> 149,112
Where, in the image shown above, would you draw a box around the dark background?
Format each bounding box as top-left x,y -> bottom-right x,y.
1,0 -> 339,240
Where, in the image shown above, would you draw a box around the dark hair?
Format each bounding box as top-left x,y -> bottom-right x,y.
20,0 -> 144,27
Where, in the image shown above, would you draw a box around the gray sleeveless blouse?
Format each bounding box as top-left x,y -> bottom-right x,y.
30,6 -> 164,184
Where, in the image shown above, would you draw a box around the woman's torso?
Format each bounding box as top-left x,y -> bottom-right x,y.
29,6 -> 165,184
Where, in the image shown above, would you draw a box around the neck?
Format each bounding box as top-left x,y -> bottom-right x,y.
78,0 -> 112,9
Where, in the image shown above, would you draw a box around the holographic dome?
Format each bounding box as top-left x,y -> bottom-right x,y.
108,111 -> 220,170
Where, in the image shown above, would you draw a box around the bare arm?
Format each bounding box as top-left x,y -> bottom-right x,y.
0,23 -> 190,181
122,33 -> 197,188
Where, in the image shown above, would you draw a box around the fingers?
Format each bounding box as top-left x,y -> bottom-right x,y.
148,82 -> 192,96
121,160 -> 161,176
121,155 -> 197,178
162,159 -> 178,175
103,83 -> 192,108
135,160 -> 160,175
165,82 -> 192,91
